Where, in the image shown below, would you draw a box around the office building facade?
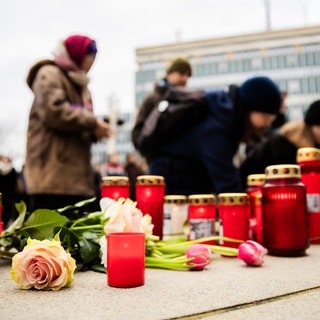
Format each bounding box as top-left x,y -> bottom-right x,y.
135,25 -> 320,120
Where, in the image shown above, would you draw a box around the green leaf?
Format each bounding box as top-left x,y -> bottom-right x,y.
57,197 -> 96,213
2,201 -> 27,235
79,238 -> 100,265
21,209 -> 68,240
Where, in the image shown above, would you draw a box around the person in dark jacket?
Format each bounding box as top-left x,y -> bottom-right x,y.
133,76 -> 282,195
240,100 -> 320,187
132,57 -> 192,151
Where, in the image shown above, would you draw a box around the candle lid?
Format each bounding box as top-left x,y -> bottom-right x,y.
188,194 -> 215,205
247,174 -> 266,187
164,195 -> 187,204
265,164 -> 301,179
136,175 -> 165,185
101,176 -> 129,186
218,193 -> 249,205
296,147 -> 320,162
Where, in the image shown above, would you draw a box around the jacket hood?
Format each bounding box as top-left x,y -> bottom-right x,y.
26,59 -> 56,89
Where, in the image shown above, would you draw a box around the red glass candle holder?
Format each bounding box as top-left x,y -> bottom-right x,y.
101,176 -> 130,200
188,194 -> 216,245
107,232 -> 145,288
262,165 -> 309,257
218,193 -> 250,249
136,175 -> 165,239
246,174 -> 265,243
297,147 -> 320,244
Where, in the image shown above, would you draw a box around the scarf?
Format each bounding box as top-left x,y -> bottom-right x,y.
53,42 -> 93,111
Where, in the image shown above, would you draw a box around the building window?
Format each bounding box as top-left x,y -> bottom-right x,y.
251,58 -> 262,70
218,61 -> 228,73
288,79 -> 300,93
286,55 -> 298,67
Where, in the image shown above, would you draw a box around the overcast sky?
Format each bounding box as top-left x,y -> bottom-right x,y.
1,0 -> 320,167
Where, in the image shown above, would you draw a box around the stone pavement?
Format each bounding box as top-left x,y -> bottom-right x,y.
0,246 -> 319,320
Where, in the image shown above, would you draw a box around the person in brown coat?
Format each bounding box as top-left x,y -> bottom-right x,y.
25,34 -> 112,212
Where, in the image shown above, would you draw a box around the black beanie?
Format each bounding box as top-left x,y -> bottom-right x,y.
239,76 -> 281,114
166,58 -> 192,76
304,100 -> 320,126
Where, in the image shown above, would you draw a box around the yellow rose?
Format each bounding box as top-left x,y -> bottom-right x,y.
10,238 -> 76,290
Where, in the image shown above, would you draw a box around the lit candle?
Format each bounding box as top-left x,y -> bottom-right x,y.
188,194 -> 216,245
107,232 -> 145,288
136,175 -> 165,239
218,193 -> 250,249
246,174 -> 266,243
101,176 -> 130,200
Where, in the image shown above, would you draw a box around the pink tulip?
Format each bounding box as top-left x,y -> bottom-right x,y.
186,244 -> 212,271
238,240 -> 266,266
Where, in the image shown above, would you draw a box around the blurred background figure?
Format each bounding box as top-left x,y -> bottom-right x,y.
133,76 -> 282,195
0,155 -> 18,227
240,99 -> 320,186
132,57 -> 192,152
24,34 -> 112,212
104,152 -> 126,176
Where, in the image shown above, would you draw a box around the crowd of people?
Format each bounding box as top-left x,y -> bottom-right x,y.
1,32 -> 320,228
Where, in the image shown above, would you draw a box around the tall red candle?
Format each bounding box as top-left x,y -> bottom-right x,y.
107,232 -> 145,288
218,193 -> 250,249
101,176 -> 130,200
297,147 -> 320,244
135,175 -> 165,239
246,174 -> 265,243
262,164 -> 309,257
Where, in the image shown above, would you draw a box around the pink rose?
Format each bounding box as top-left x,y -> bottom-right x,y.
238,240 -> 266,266
186,244 -> 212,271
10,238 -> 76,290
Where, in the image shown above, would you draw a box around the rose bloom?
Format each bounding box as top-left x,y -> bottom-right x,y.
186,244 -> 212,271
100,197 -> 154,235
10,238 -> 76,290
238,240 -> 267,267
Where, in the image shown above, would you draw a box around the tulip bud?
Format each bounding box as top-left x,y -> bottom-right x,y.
186,244 -> 212,271
238,240 -> 266,266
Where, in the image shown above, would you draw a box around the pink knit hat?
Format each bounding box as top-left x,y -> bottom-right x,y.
64,35 -> 97,66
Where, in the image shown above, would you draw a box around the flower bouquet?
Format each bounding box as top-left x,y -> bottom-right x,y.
0,197 -> 265,290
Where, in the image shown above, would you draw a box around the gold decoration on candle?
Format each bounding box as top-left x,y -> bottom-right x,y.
296,147 -> 320,163
101,176 -> 129,186
247,174 -> 266,187
164,195 -> 187,205
136,175 -> 165,185
218,193 -> 249,205
188,194 -> 216,205
265,164 -> 301,179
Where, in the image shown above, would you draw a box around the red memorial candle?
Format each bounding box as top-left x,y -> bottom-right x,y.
246,174 -> 265,244
101,176 -> 130,200
218,193 -> 250,249
107,232 -> 145,288
262,164 -> 309,257
135,175 -> 165,239
297,147 -> 320,244
188,194 -> 216,245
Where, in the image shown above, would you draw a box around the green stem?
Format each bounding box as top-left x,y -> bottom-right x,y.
69,224 -> 103,231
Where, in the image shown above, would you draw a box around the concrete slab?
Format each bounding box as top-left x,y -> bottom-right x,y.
0,246 -> 319,320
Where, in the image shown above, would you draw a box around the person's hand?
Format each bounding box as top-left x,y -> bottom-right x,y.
94,118 -> 113,140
